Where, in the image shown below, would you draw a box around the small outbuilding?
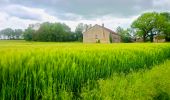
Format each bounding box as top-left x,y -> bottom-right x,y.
83,24 -> 121,43
154,34 -> 166,43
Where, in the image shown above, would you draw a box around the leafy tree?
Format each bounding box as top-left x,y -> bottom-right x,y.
116,26 -> 132,43
131,12 -> 167,42
23,27 -> 35,41
14,29 -> 23,39
75,23 -> 90,42
160,12 -> 170,41
62,23 -> 71,32
0,28 -> 14,39
0,28 -> 23,40
23,22 -> 92,42
31,22 -> 74,42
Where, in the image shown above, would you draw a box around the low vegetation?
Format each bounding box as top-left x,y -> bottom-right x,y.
82,60 -> 170,100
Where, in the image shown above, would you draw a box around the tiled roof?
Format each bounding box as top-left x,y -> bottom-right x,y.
84,24 -> 120,36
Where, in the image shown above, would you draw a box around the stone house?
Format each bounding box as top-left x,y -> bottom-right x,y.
153,35 -> 166,43
83,24 -> 121,43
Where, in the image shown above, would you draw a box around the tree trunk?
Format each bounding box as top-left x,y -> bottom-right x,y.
143,34 -> 146,42
150,33 -> 154,42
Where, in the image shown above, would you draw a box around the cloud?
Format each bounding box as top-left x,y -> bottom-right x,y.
0,4 -> 60,30
1,0 -> 170,19
0,0 -> 170,31
6,0 -> 157,19
0,4 -> 61,22
0,12 -> 38,30
1,5 -> 47,21
153,0 -> 170,11
62,15 -> 138,31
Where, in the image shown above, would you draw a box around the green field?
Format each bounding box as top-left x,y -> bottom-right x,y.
0,40 -> 170,100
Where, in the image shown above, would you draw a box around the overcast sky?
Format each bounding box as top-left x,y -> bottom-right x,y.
0,0 -> 170,31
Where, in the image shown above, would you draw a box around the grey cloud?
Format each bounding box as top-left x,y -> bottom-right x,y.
0,5 -> 43,21
1,0 -> 170,20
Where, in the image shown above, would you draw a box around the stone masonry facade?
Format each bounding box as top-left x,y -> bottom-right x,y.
83,24 -> 121,43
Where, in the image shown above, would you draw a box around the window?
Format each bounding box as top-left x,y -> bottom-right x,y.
95,35 -> 98,39
95,35 -> 100,43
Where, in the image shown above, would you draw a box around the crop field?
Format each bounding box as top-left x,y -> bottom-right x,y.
0,40 -> 170,100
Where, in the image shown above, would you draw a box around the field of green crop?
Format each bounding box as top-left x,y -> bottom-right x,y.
0,40 -> 170,100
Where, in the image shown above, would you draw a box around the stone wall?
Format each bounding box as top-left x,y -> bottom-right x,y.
154,38 -> 166,43
83,25 -> 120,43
111,33 -> 121,43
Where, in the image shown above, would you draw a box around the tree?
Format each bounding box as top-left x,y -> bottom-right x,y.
14,29 -> 23,39
75,23 -> 90,42
23,27 -> 35,41
0,28 -> 14,39
0,28 -> 23,40
116,26 -> 132,43
160,12 -> 170,41
62,23 -> 71,32
28,22 -> 74,42
131,12 -> 167,42
24,22 -> 90,42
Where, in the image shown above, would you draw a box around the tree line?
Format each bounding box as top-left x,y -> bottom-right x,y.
24,22 -> 91,42
0,28 -> 23,40
0,22 -> 88,42
24,22 -> 76,42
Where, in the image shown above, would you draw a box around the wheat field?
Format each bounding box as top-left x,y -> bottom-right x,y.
0,40 -> 170,100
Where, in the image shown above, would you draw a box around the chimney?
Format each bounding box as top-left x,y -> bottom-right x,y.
85,25 -> 88,31
90,24 -> 92,28
102,23 -> 104,27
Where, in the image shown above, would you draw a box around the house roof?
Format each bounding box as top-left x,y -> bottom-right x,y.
83,24 -> 120,36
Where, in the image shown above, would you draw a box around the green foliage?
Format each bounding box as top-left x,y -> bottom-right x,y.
0,41 -> 170,99
23,22 -> 77,42
116,26 -> 132,43
82,60 -> 170,100
160,12 -> 170,41
109,33 -> 113,43
75,23 -> 89,42
23,28 -> 35,41
131,12 -> 168,42
0,28 -> 23,40
14,29 -> 23,39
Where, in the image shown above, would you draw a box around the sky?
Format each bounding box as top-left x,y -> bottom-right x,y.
0,0 -> 170,31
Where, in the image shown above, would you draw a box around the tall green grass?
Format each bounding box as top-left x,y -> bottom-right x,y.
82,60 -> 170,100
0,42 -> 170,99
